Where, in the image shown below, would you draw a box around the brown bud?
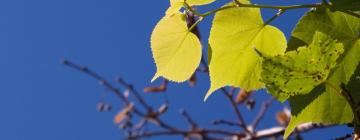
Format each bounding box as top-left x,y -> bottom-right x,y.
114,103 -> 134,124
143,80 -> 168,93
276,111 -> 290,126
188,73 -> 197,87
235,89 -> 252,104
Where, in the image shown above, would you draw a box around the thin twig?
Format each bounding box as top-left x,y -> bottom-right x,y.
62,59 -> 178,131
62,59 -> 130,105
254,123 -> 335,139
116,77 -> 153,111
184,1 -> 327,17
334,133 -> 352,140
251,97 -> 275,130
212,119 -> 242,127
341,10 -> 360,18
222,88 -> 253,135
264,9 -> 285,25
180,109 -> 198,128
64,59 -> 341,139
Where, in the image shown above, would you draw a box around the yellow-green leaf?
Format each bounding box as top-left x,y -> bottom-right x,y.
284,9 -> 360,138
165,0 -> 215,17
262,32 -> 344,102
151,13 -> 202,82
205,1 -> 287,100
165,2 -> 184,17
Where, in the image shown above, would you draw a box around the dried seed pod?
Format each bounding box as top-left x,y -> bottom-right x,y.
188,73 -> 197,87
235,89 -> 252,104
276,110 -> 290,126
143,80 -> 168,93
114,103 -> 134,124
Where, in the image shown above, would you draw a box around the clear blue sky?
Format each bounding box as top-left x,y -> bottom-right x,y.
0,0 -> 352,139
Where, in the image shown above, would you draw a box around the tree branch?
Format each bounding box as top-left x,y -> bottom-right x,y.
254,123 -> 335,139
251,97 -> 275,130
184,1 -> 327,17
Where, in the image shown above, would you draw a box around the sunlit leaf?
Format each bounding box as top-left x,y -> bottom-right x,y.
151,13 -> 202,82
284,8 -> 360,138
262,32 -> 344,102
205,1 -> 287,100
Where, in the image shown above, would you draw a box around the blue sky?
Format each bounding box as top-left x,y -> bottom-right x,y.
0,0 -> 352,139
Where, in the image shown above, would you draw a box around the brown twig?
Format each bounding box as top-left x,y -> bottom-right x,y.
251,97 -> 275,130
63,58 -> 341,139
212,119 -> 242,127
180,109 -> 198,128
62,59 -> 248,140
221,88 -> 253,135
254,123 -> 335,139
61,59 -> 177,130
116,77 -> 153,111
334,133 -> 353,140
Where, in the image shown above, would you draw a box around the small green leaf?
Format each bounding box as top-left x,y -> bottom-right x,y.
150,13 -> 202,82
262,32 -> 344,102
284,8 -> 360,138
205,1 -> 287,100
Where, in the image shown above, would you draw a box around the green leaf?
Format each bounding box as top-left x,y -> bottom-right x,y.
150,13 -> 202,82
205,1 -> 287,100
347,62 -> 360,105
288,8 -> 359,51
284,8 -> 360,138
262,32 -> 344,102
330,0 -> 360,11
165,0 -> 215,17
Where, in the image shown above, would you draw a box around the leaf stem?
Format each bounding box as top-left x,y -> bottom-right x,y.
183,2 -> 203,17
324,81 -> 342,96
235,2 -> 326,10
339,84 -> 360,139
184,2 -> 328,18
264,9 -> 285,25
188,17 -> 203,32
340,10 -> 360,18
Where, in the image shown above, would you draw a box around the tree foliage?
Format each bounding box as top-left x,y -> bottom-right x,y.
150,0 -> 360,138
206,1 -> 286,100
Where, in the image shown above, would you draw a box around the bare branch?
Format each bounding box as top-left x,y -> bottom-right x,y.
254,123 -> 335,139
251,97 -> 275,129
180,109 -> 198,128
334,133 -> 353,140
116,77 -> 153,111
221,88 -> 253,135
212,119 -> 242,127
